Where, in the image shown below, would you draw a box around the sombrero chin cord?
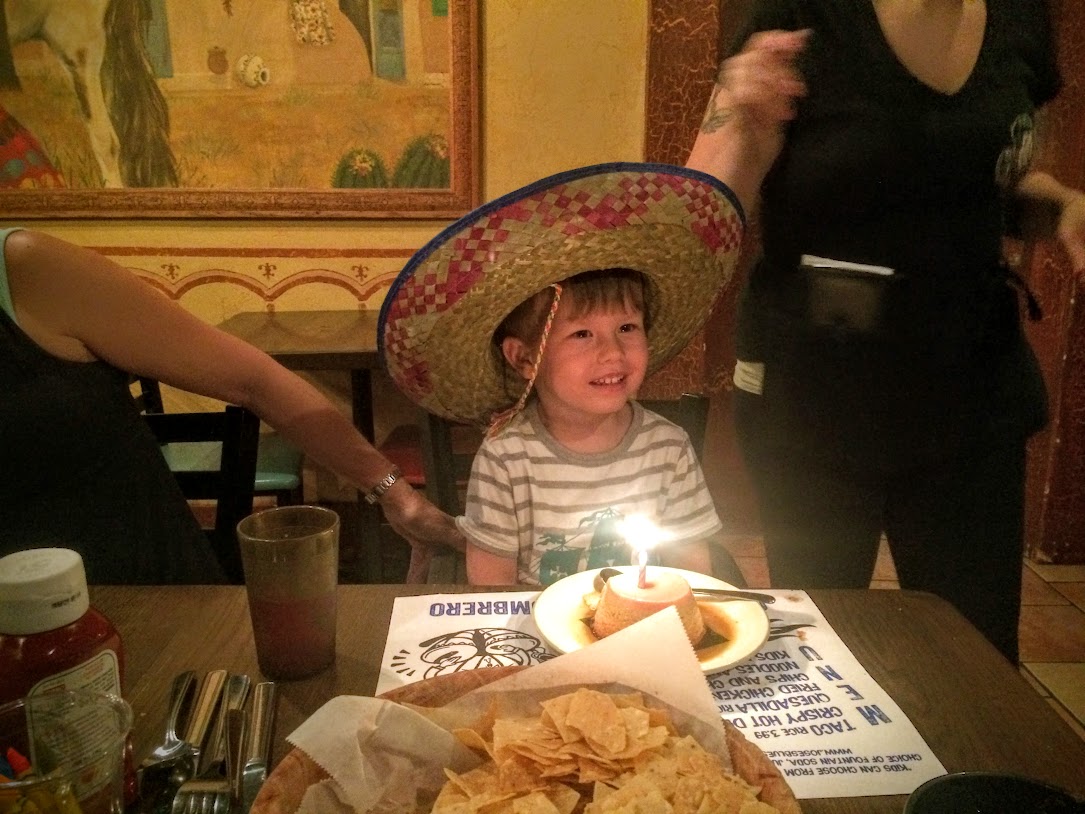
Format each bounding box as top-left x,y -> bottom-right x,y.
487,283 -> 563,438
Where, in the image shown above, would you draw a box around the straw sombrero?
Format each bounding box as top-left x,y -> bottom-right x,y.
378,162 -> 745,425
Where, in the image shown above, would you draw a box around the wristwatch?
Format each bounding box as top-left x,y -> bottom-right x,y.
364,466 -> 402,504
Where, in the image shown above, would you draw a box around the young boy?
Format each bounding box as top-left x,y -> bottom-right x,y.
462,267 -> 738,586
379,163 -> 748,586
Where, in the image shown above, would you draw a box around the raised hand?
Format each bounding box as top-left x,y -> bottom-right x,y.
1057,189 -> 1085,273
686,29 -> 809,214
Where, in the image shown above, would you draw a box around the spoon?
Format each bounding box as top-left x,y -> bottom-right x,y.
137,671 -> 196,813
142,671 -> 197,768
593,567 -> 775,604
160,670 -> 228,814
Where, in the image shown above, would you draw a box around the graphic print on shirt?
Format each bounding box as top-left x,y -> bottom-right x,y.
537,506 -> 630,585
995,113 -> 1035,191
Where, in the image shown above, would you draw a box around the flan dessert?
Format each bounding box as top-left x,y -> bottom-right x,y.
592,570 -> 706,645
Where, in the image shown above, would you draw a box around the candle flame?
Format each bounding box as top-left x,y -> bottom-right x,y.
620,515 -> 660,589
618,514 -> 661,559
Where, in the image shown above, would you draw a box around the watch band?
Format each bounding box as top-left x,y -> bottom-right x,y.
364,466 -> 402,504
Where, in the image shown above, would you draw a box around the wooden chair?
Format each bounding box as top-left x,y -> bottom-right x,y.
136,378 -> 304,506
378,417 -> 481,512
378,394 -> 714,583
376,415 -> 481,582
142,404 -> 260,583
639,394 -> 710,461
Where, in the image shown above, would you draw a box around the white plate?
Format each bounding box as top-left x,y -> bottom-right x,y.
532,566 -> 770,674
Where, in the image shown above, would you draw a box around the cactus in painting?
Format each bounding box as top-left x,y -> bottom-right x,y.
393,134 -> 450,188
331,148 -> 389,188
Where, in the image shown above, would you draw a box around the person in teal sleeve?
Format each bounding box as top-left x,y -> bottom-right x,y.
0,227 -> 462,583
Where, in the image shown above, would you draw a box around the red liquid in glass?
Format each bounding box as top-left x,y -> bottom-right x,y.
248,593 -> 336,680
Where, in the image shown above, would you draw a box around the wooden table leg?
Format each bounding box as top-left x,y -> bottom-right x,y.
334,500 -> 384,584
351,369 -> 375,441
360,502 -> 385,583
349,368 -> 383,582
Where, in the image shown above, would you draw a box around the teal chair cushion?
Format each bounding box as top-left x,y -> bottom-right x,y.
161,433 -> 302,492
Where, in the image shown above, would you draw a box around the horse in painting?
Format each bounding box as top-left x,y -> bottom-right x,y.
0,0 -> 177,187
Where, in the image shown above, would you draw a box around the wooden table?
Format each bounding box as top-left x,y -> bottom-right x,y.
216,310 -> 381,439
216,310 -> 384,580
94,585 -> 1085,814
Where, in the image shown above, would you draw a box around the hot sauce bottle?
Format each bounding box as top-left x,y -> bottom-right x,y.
0,548 -> 136,805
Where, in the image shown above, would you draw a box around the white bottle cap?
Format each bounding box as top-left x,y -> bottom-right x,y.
0,548 -> 90,635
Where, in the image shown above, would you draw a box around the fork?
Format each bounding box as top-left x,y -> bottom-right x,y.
171,674 -> 250,814
175,709 -> 246,814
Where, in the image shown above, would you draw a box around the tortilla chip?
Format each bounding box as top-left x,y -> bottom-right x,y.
429,689 -> 784,814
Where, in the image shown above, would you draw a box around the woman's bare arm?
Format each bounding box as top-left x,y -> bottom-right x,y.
4,229 -> 465,558
686,29 -> 809,214
1014,171 -> 1085,273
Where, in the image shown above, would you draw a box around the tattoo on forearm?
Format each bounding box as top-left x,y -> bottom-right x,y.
700,88 -> 735,134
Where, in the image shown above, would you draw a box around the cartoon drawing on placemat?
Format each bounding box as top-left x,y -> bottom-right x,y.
388,627 -> 553,679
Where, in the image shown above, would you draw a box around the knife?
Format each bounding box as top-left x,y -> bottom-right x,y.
198,672 -> 251,776
690,587 -> 776,604
183,669 -> 228,764
240,682 -> 277,814
225,707 -> 248,808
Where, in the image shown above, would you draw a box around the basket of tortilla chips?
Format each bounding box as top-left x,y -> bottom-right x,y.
252,608 -> 799,814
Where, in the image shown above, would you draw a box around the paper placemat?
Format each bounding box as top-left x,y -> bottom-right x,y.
376,590 -> 945,799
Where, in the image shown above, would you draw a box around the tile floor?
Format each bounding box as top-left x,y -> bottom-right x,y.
720,534 -> 1085,742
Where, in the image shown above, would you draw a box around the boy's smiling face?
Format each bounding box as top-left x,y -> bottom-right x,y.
520,296 -> 649,427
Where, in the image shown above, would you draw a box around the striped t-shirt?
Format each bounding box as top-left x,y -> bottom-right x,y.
457,400 -> 723,586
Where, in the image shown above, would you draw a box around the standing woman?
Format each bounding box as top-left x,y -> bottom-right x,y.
687,0 -> 1085,663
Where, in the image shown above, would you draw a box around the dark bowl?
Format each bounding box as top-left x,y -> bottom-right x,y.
905,772 -> 1084,814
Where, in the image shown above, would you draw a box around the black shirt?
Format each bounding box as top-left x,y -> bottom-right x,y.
1,232 -> 226,583
732,0 -> 1060,463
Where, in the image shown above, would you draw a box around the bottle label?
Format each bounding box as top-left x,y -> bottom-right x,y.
26,650 -> 123,798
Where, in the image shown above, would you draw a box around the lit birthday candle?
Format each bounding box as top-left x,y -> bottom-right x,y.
618,515 -> 660,588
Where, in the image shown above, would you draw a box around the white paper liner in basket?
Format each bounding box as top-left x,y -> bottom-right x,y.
286,608 -> 733,814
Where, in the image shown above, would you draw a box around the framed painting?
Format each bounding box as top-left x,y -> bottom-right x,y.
0,0 -> 479,219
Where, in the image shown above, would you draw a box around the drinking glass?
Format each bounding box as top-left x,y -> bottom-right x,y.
237,505 -> 340,680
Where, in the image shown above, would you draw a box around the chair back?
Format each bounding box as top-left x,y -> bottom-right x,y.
136,377 -> 303,504
418,413 -> 480,516
131,375 -> 165,414
142,406 -> 260,583
639,393 -> 711,459
642,393 -> 739,583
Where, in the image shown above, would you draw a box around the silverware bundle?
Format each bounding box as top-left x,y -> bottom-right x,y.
138,671 -> 277,814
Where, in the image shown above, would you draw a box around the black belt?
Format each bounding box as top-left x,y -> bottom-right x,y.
1005,267 -> 1043,321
